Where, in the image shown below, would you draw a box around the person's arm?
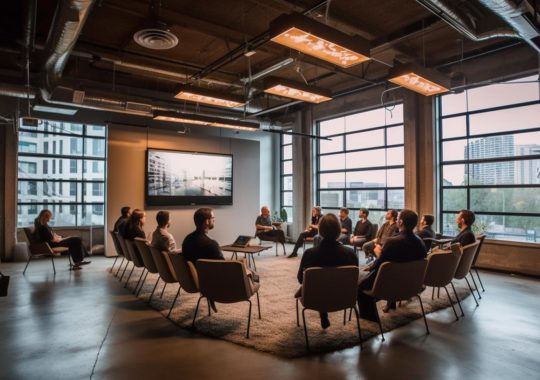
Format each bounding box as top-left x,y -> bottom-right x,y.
255,216 -> 272,232
209,240 -> 225,260
342,218 -> 352,235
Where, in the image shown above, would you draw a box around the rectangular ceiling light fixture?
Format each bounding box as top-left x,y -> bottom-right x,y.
263,76 -> 332,104
388,63 -> 450,96
269,12 -> 370,68
153,112 -> 259,131
174,85 -> 245,108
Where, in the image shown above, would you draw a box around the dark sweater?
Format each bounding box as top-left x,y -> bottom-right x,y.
182,229 -> 224,263
452,227 -> 476,246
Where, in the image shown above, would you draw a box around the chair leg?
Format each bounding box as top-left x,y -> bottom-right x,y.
246,300 -> 252,338
353,306 -> 363,349
191,296 -> 203,328
474,267 -> 485,292
115,258 -> 125,277
136,270 -> 149,297
451,281 -> 465,316
149,277 -> 160,302
207,299 -> 212,316
256,292 -> 261,319
469,272 -> 482,300
167,285 -> 181,318
431,287 -> 435,300
51,255 -> 56,274
348,308 -> 353,322
23,256 -> 31,275
375,305 -> 385,342
160,282 -> 167,298
110,256 -> 119,273
343,309 -> 346,325
281,242 -> 286,256
302,308 -> 310,351
464,277 -> 479,307
134,269 -> 146,294
417,295 -> 430,334
296,298 -> 300,327
124,265 -> 135,288
119,261 -> 130,282
443,286 -> 459,321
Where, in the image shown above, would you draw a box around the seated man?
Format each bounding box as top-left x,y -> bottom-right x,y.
151,210 -> 181,253
451,209 -> 477,246
415,214 -> 436,251
297,213 -> 358,329
350,208 -> 373,248
288,206 -> 323,258
182,208 -> 224,263
357,209 -> 427,321
255,206 -> 286,244
113,206 -> 131,233
313,207 -> 352,247
362,209 -> 399,262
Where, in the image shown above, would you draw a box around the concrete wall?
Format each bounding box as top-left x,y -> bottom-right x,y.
106,124 -> 261,256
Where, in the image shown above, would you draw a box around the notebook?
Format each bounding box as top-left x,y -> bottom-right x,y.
231,235 -> 252,247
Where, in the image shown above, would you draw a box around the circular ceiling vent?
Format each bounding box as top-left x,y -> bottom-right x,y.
133,28 -> 178,50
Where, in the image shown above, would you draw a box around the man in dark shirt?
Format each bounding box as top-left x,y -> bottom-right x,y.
113,206 -> 131,234
313,207 -> 352,247
362,209 -> 399,262
288,206 -> 323,258
451,209 -> 477,247
297,213 -> 359,329
350,208 -> 373,249
182,208 -> 224,263
416,214 -> 436,251
358,209 -> 427,321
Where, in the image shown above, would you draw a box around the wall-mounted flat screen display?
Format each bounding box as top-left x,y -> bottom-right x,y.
146,149 -> 233,206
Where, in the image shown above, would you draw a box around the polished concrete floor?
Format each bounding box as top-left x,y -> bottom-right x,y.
1,254 -> 539,380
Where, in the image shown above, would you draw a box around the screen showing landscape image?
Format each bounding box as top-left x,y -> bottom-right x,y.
146,149 -> 233,206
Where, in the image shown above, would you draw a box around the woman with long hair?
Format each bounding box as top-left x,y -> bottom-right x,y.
122,209 -> 146,240
34,209 -> 90,270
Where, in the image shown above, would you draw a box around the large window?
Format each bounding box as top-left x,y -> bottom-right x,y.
438,75 -> 540,243
316,104 -> 404,225
280,132 -> 293,222
17,119 -> 107,227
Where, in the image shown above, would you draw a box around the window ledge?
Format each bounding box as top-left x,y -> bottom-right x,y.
484,239 -> 539,248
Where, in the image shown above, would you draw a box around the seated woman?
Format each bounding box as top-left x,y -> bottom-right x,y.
34,209 -> 90,270
122,209 -> 146,240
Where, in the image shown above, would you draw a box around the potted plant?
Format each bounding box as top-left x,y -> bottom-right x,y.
272,208 -> 290,241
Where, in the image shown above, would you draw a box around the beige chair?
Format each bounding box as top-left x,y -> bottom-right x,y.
123,239 -> 146,290
193,259 -> 261,338
23,227 -> 69,274
115,234 -> 133,283
109,230 -> 125,276
166,253 -> 200,318
133,238 -> 160,297
424,244 -> 462,321
452,241 -> 481,316
363,259 -> 429,341
471,234 -> 487,293
149,246 -> 178,303
296,266 -> 362,351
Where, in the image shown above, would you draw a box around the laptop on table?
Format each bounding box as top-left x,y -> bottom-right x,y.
231,235 -> 252,248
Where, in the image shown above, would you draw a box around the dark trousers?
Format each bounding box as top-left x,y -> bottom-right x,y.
357,272 -> 379,322
292,230 -> 317,254
50,236 -> 86,264
257,229 -> 286,243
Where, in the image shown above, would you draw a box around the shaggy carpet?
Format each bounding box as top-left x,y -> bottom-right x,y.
119,254 -> 471,358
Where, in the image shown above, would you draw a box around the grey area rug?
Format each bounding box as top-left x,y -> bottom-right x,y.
120,254 -> 471,358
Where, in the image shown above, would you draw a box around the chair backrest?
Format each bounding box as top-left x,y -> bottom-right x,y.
422,238 -> 433,252
23,227 -> 39,245
24,226 -> 55,255
149,245 -> 177,283
124,239 -> 145,268
133,238 -> 158,274
368,223 -> 378,241
301,266 -> 359,312
371,259 -> 428,302
196,259 -> 252,303
424,243 -> 462,287
116,234 -> 132,262
454,241 -> 480,280
471,233 -> 487,266
109,230 -> 124,257
167,252 -> 199,293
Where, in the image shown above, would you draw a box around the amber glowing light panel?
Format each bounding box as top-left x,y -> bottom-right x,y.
265,84 -> 332,103
389,72 -> 449,96
271,27 -> 369,68
174,91 -> 245,108
153,115 -> 258,131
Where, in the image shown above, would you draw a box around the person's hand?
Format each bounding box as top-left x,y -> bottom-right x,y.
52,234 -> 62,243
374,244 -> 382,257
363,266 -> 371,272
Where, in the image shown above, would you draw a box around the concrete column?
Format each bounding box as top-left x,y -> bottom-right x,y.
0,114 -> 18,261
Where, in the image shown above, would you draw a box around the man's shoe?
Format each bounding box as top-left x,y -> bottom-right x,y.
287,252 -> 298,258
383,301 -> 396,313
79,260 -> 91,266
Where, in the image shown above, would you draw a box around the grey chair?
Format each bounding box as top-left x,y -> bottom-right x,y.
424,243 -> 462,321
471,234 -> 487,293
116,234 -> 133,282
133,238 -> 160,296
296,266 -> 362,351
23,227 -> 69,274
123,239 -> 146,290
363,259 -> 429,341
109,230 -> 125,276
149,246 -> 178,303
193,259 -> 261,338
166,252 -> 200,318
452,241 -> 481,316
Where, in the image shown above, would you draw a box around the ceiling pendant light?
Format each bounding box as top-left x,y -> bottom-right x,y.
269,12 -> 370,68
388,62 -> 450,96
263,76 -> 332,103
174,85 -> 245,108
153,111 -> 259,131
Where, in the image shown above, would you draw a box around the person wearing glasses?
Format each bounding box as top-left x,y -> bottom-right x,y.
182,208 -> 224,263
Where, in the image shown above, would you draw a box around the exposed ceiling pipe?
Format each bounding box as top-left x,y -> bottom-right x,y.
0,83 -> 36,99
